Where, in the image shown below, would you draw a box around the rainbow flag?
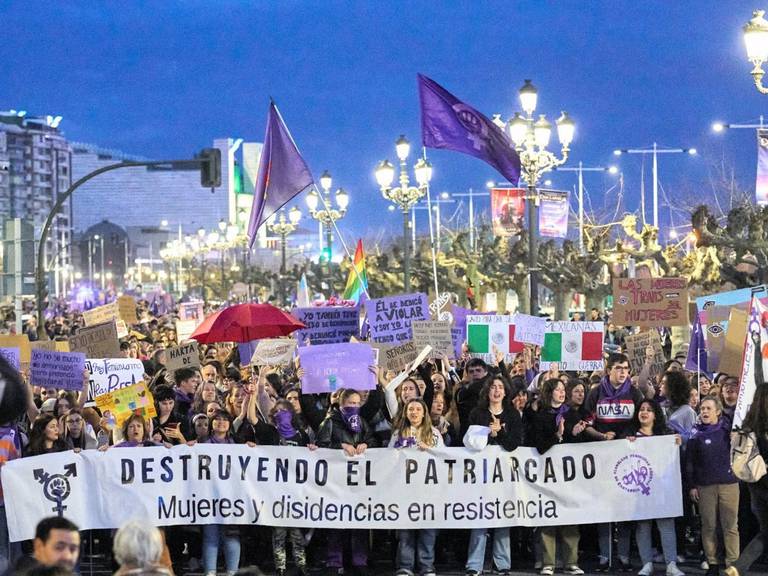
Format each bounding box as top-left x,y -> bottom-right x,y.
342,240 -> 368,302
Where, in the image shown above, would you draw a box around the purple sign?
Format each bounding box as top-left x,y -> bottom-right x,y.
298,343 -> 376,394
0,348 -> 20,371
30,349 -> 86,391
293,306 -> 360,346
451,304 -> 493,358
238,340 -> 260,364
367,293 -> 429,345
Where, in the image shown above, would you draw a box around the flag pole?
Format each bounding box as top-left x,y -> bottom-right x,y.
422,148 -> 442,311
313,183 -> 370,299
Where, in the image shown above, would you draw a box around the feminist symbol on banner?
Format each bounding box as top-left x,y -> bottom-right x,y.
33,463 -> 77,516
613,454 -> 653,496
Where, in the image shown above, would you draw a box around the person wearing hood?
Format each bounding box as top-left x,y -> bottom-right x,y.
316,388 -> 377,576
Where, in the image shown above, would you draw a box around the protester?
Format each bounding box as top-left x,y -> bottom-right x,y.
113,520 -> 172,575
60,408 -> 97,450
25,414 -> 67,457
151,385 -> 187,446
13,517 -> 80,574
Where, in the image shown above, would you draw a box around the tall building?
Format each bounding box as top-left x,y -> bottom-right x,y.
0,110 -> 73,295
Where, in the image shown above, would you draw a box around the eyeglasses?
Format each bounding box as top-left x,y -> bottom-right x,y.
611,365 -> 630,371
66,418 -> 83,425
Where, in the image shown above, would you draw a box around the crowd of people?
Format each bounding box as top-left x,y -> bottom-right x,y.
0,299 -> 767,576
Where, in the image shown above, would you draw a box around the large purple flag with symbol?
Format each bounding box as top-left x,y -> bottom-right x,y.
247,102 -> 314,249
298,343 -> 376,394
684,310 -> 709,378
418,74 -> 521,185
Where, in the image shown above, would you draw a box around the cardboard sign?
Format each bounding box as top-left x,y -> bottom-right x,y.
298,343 -> 376,394
30,349 -> 86,391
411,321 -> 454,358
83,302 -> 120,326
95,381 -> 156,425
696,285 -> 767,326
69,322 -> 121,359
613,278 -> 689,327
179,301 -> 205,323
292,307 -> 360,346
373,341 -> 420,373
30,340 -> 70,353
718,308 -> 749,377
166,342 -> 201,372
85,358 -> 146,402
624,331 -> 665,381
175,319 -> 198,342
367,293 -> 430,345
117,295 -> 138,324
251,339 -> 297,366
0,348 -> 20,371
512,312 -> 547,346
0,335 -> 31,363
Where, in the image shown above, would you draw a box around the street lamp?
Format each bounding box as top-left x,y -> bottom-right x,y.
375,136 -> 432,291
306,170 -> 348,273
499,80 -> 574,315
267,207 -> 302,305
743,10 -> 768,94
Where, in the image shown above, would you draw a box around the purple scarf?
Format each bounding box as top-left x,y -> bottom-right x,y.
174,388 -> 193,405
693,418 -> 726,436
600,375 -> 632,401
340,406 -> 361,433
208,435 -> 233,444
393,434 -> 418,449
274,409 -> 297,440
551,404 -> 570,427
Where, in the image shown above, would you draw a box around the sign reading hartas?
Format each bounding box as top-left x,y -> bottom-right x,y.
30,349 -> 86,391
368,293 -> 430,344
298,343 -> 376,394
251,339 -> 297,367
166,342 -> 201,372
69,322 -> 121,359
2,436 -> 682,542
624,331 -> 665,381
411,321 -> 454,358
293,307 -> 360,346
540,321 -> 605,371
613,277 -> 689,327
85,358 -> 146,402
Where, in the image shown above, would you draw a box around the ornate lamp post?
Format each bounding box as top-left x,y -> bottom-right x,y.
501,80 -> 574,314
306,171 -> 348,278
375,136 -> 432,292
743,10 -> 768,94
267,207 -> 302,305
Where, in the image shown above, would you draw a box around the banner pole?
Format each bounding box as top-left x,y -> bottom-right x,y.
422,148 -> 442,309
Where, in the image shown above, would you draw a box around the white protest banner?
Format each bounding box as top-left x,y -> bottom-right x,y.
2,436 -> 682,542
512,313 -> 546,346
85,358 -> 146,403
411,321 -> 454,358
166,342 -> 201,372
540,321 -> 605,371
735,297 -> 768,429
251,339 -> 297,367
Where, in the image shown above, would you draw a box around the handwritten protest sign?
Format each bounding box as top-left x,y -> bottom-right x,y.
95,381 -> 156,425
411,321 -> 454,358
30,349 -> 85,391
83,302 -> 129,336
85,358 -> 145,402
512,313 -> 547,346
293,307 -> 359,346
298,343 -> 376,394
451,305 -> 493,359
624,331 -> 665,381
373,341 -> 419,373
0,348 -> 20,370
117,295 -> 138,324
613,277 -> 689,327
0,335 -> 31,363
69,322 -> 121,359
539,321 -> 605,371
367,293 -> 429,345
166,342 -> 201,372
251,339 -> 297,366
466,315 -> 526,363
30,340 -> 70,353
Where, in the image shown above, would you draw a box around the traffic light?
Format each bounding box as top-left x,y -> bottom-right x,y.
320,247 -> 332,263
200,148 -> 221,188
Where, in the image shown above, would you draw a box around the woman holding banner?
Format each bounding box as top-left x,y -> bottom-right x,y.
26,414 -> 67,456
464,375 -> 523,576
390,398 -> 443,576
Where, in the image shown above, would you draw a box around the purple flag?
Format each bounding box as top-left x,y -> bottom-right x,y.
685,310 -> 710,378
248,102 -> 314,249
418,74 -> 521,184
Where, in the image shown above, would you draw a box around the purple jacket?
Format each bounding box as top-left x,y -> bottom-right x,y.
685,422 -> 736,487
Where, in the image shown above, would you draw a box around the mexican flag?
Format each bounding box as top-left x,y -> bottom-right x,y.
467,316 -> 525,354
540,321 -> 604,370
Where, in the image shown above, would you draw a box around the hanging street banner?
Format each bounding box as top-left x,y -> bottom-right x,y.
612,278 -> 689,327
367,293 -> 430,345
292,306 -> 360,346
2,436 -> 681,542
757,128 -> 768,206
491,188 -> 525,237
538,189 -> 569,239
540,321 -> 605,371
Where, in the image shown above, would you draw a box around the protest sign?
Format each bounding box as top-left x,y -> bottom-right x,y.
540,321 -> 605,371
117,295 -> 138,324
624,331 -> 664,381
83,302 -> 129,336
30,349 -> 86,391
718,308 -> 749,377
0,348 -> 19,371
298,343 -> 376,393
251,339 -> 297,366
69,321 -> 121,359
0,335 -> 31,363
94,381 -> 156,426
466,315 -> 526,363
292,306 -> 360,346
512,312 -> 546,346
451,305 -> 492,359
411,321 -> 454,358
367,293 -> 429,345
179,301 -> 205,322
696,285 -> 767,326
175,319 -> 198,342
2,436 -> 682,542
373,341 -> 419,373
612,278 -> 689,327
85,358 -> 146,402
166,342 -> 201,372
30,340 -> 70,353
735,297 -> 768,428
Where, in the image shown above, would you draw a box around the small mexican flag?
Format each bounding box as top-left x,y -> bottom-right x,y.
467,318 -> 525,354
541,323 -> 603,366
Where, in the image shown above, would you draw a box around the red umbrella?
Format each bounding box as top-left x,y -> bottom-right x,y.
189,303 -> 305,343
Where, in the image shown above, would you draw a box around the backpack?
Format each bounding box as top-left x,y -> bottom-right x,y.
730,429 -> 768,483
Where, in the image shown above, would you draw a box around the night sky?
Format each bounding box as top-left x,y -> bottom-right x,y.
1,1 -> 763,244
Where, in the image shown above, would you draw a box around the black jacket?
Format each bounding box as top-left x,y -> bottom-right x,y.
236,418 -> 279,445
467,405 -> 523,452
316,409 -> 377,449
